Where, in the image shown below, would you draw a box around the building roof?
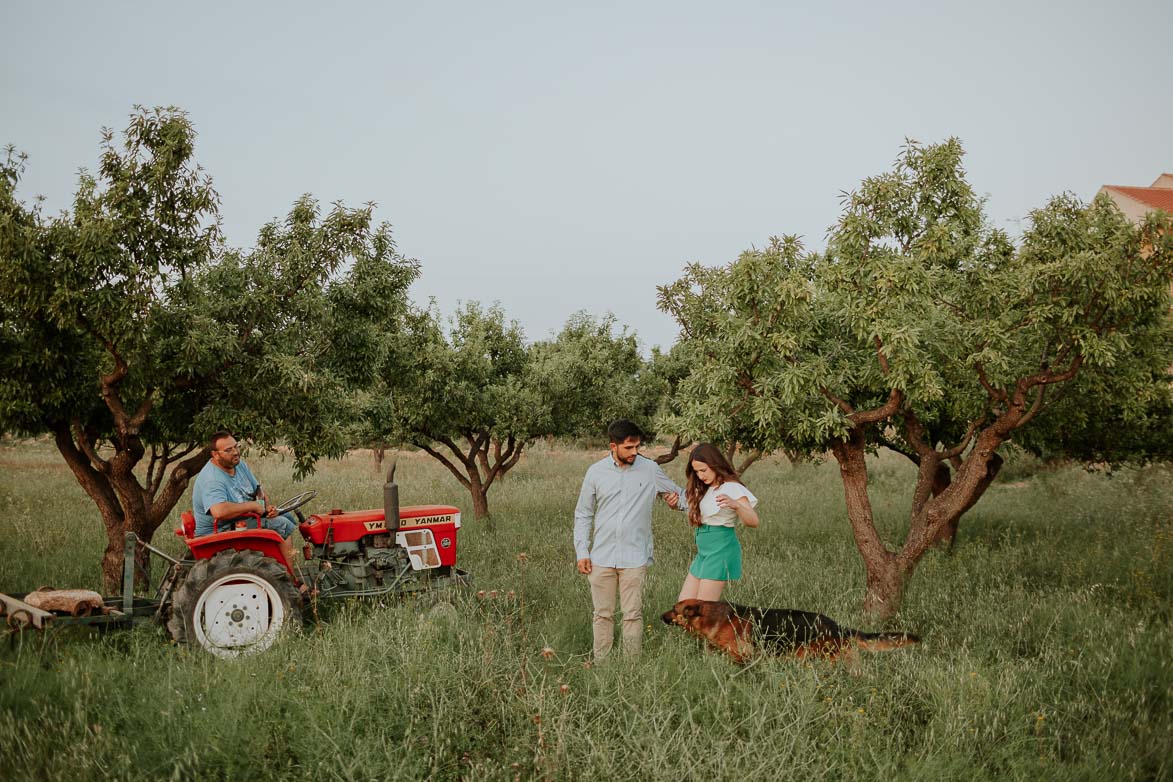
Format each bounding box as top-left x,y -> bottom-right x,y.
1102,185 -> 1173,213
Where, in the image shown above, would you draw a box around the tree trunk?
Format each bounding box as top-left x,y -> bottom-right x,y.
415,432 -> 527,530
925,452 -> 1004,548
830,352 -> 1081,618
469,481 -> 491,523
890,439 -> 1010,608
830,430 -> 904,620
863,558 -> 908,620
53,423 -> 207,592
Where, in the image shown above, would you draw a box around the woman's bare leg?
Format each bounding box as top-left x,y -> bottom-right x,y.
696,579 -> 725,602
677,573 -> 702,601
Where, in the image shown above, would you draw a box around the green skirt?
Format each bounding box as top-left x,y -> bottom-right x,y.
688,525 -> 743,581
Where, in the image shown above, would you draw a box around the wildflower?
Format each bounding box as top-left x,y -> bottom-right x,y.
560,684 -> 571,695
507,590 -> 516,599
476,590 -> 486,599
532,714 -> 542,725
517,552 -> 529,562
489,589 -> 499,598
540,646 -> 555,659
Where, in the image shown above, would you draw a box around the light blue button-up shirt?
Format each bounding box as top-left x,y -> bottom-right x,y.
192,459 -> 260,536
573,454 -> 687,568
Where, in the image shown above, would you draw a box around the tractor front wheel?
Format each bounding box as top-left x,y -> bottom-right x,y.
167,550 -> 302,658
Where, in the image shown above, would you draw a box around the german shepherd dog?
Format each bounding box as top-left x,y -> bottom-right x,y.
661,599 -> 920,665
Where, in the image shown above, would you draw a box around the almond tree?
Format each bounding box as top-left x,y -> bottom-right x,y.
528,311 -> 659,441
370,302 -> 546,523
658,139 -> 1172,618
0,107 -> 418,589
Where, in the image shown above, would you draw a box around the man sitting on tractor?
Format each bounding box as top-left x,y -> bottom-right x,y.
192,431 -> 301,569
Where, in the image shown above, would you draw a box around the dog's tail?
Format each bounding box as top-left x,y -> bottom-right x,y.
849,630 -> 921,651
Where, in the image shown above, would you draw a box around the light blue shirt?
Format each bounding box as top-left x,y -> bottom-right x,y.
573,454 -> 687,568
192,459 -> 260,536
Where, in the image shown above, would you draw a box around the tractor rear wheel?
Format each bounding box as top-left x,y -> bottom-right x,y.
167,550 -> 302,658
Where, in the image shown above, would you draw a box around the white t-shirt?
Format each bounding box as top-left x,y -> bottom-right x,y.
698,481 -> 757,527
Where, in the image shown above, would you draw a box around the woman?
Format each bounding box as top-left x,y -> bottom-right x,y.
677,443 -> 759,603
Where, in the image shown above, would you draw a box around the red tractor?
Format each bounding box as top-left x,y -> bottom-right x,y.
1,474 -> 471,656
162,476 -> 470,657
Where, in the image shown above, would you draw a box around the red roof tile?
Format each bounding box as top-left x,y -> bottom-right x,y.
1104,185 -> 1173,213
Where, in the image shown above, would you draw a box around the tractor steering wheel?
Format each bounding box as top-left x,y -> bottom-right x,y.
272,490 -> 318,516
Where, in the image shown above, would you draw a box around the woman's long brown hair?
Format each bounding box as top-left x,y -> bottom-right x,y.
685,443 -> 740,528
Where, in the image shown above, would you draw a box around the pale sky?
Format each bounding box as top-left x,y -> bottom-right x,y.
4,1 -> 1171,352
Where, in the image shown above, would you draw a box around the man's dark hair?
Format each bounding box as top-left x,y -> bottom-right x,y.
209,430 -> 234,451
607,419 -> 643,444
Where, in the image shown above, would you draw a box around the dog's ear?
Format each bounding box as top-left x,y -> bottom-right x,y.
682,603 -> 699,618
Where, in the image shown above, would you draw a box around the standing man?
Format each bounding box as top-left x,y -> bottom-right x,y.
574,420 -> 687,660
192,431 -> 300,569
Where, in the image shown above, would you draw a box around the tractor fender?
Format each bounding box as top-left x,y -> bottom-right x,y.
185,529 -> 292,576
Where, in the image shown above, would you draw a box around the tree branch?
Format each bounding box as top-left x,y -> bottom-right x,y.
654,435 -> 692,465
878,431 -> 919,463
820,386 -> 855,416
901,408 -> 934,458
736,448 -> 763,474
1014,385 -> 1048,430
873,335 -> 890,376
502,440 -> 525,473
146,444 -> 163,498
53,422 -> 122,521
149,447 -> 211,524
437,435 -> 474,468
850,389 -> 902,427
71,419 -> 110,473
974,362 -> 1007,404
1011,352 -> 1083,428
414,438 -> 472,489
484,434 -> 518,490
127,389 -> 156,431
939,418 -> 982,460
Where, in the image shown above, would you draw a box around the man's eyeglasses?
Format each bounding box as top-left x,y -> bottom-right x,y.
216,445 -> 241,453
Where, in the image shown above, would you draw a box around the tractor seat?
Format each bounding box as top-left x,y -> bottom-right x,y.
178,510 -> 197,539
176,510 -> 264,539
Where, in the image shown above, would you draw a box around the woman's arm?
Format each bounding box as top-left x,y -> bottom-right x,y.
715,494 -> 759,527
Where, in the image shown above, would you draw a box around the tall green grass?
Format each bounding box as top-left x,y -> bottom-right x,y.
1,439 -> 1169,780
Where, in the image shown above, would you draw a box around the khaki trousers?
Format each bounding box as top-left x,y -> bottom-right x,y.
587,565 -> 647,660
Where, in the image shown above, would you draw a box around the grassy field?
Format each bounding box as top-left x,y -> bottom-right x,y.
1,438 -> 1170,781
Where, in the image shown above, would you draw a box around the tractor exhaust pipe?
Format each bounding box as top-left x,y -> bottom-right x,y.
383,455 -> 400,533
